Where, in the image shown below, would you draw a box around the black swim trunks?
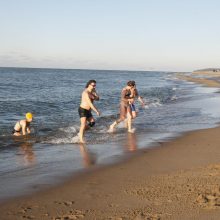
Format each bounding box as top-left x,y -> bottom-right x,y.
78,107 -> 93,119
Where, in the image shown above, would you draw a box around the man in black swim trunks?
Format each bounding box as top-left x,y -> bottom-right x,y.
78,80 -> 100,143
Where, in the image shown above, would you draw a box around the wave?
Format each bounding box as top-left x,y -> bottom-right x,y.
0,84 -> 177,146
38,98 -> 166,145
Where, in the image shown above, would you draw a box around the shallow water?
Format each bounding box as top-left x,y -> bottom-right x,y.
1,67 -> 220,201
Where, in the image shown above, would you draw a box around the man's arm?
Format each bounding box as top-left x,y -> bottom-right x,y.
84,92 -> 100,116
91,89 -> 99,101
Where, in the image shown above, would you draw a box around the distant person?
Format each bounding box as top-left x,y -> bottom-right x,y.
108,81 -> 136,133
78,80 -> 100,143
129,81 -> 145,119
12,112 -> 33,136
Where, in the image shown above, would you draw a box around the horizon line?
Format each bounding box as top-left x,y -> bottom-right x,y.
0,66 -> 187,73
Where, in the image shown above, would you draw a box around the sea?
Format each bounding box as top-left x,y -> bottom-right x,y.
1,67 -> 220,201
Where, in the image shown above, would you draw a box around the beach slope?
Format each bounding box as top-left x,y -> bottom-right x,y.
0,126 -> 220,219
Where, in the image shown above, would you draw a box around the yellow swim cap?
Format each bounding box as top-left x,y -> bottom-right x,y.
26,112 -> 33,120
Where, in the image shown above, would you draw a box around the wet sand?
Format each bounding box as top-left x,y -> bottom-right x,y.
0,126 -> 220,219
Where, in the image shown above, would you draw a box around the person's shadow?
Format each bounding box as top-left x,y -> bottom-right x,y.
78,143 -> 97,168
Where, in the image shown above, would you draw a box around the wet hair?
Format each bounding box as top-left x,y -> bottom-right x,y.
127,80 -> 136,87
85,80 -> 96,88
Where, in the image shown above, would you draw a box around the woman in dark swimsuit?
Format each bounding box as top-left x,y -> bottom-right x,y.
108,81 -> 135,133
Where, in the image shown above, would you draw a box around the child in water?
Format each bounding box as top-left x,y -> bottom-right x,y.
12,112 -> 33,136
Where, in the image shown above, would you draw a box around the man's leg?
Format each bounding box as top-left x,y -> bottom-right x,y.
87,117 -> 95,127
79,117 -> 87,143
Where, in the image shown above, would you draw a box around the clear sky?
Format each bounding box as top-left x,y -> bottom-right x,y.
0,0 -> 220,71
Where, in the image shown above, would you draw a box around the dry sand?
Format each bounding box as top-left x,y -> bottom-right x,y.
193,70 -> 220,77
1,73 -> 220,220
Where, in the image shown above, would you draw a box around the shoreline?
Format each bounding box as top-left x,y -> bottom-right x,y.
0,126 -> 220,219
176,73 -> 220,87
176,72 -> 220,88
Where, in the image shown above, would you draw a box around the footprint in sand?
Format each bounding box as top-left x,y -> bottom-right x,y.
54,201 -> 75,206
21,215 -> 35,219
208,164 -> 220,170
53,209 -> 85,220
133,212 -> 161,220
196,186 -> 220,209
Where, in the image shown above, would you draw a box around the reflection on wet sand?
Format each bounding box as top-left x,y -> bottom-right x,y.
79,143 -> 97,168
19,142 -> 36,166
13,136 -> 36,166
125,132 -> 138,152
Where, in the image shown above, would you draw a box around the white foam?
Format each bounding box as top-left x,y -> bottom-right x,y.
128,128 -> 136,133
117,120 -> 127,128
44,137 -> 71,144
171,95 -> 177,101
144,100 -> 162,109
107,128 -> 114,133
43,133 -> 80,144
59,125 -> 79,133
41,125 -> 79,144
149,102 -> 162,107
71,134 -> 80,143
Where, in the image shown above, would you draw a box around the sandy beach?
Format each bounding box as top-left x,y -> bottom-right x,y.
0,126 -> 220,220
177,73 -> 220,88
193,70 -> 220,77
1,73 -> 220,220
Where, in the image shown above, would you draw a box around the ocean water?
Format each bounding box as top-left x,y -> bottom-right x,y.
1,67 -> 220,201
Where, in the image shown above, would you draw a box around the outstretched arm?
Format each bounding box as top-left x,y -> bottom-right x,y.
135,89 -> 145,106
138,96 -> 145,106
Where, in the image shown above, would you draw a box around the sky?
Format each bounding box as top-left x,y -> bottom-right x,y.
0,0 -> 220,71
